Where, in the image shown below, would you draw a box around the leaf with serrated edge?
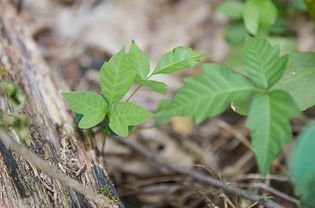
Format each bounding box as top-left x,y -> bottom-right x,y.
159,63 -> 255,124
62,91 -> 108,128
274,52 -> 315,111
136,79 -> 167,94
109,102 -> 153,136
290,123 -> 315,196
127,41 -> 150,79
100,48 -> 136,106
153,47 -> 206,75
243,0 -> 277,35
244,37 -> 288,88
246,90 -> 300,175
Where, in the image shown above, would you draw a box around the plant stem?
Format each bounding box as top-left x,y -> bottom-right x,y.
125,74 -> 154,102
101,133 -> 108,154
125,85 -> 142,102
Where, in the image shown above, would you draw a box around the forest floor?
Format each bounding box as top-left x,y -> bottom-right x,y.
16,0 -> 315,207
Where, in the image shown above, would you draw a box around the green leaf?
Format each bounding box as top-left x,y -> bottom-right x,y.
153,47 -> 206,75
246,90 -> 300,175
136,79 -> 167,94
231,97 -> 252,116
159,63 -> 255,124
290,123 -> 315,208
274,52 -> 315,111
127,41 -> 150,79
62,91 -> 108,129
244,37 -> 288,88
109,102 -> 153,136
300,177 -> 315,208
243,0 -> 277,35
290,123 -> 315,193
216,0 -> 244,19
224,22 -> 246,45
100,48 -> 136,106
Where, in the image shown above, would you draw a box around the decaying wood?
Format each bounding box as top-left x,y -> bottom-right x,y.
0,130 -> 115,208
0,1 -> 121,207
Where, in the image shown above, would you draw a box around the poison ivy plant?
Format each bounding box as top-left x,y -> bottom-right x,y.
62,42 -> 205,137
159,36 -> 308,175
216,1 -> 315,191
290,123 -> 315,208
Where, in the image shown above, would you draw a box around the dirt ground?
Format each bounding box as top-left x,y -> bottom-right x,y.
15,0 -> 315,207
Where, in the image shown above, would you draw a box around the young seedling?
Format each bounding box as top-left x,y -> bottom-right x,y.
62,41 -> 205,151
158,36 -> 315,177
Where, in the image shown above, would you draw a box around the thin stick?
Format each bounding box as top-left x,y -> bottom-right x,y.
216,120 -> 253,151
238,183 -> 299,205
112,136 -> 284,208
0,129 -> 116,208
234,174 -> 290,182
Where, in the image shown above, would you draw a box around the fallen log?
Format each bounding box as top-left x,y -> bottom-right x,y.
0,1 -> 121,207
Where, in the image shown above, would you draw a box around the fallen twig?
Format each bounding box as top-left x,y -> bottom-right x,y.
112,136 -> 284,208
239,183 -> 299,205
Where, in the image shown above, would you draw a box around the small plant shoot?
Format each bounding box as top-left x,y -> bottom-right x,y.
158,36 -> 315,176
62,42 -> 205,137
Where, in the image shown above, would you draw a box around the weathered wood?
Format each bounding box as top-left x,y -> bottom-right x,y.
0,1 -> 121,207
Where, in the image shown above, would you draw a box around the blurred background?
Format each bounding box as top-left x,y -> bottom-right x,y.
14,0 -> 315,207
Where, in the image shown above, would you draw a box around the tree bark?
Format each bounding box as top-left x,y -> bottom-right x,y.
0,1 -> 121,207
